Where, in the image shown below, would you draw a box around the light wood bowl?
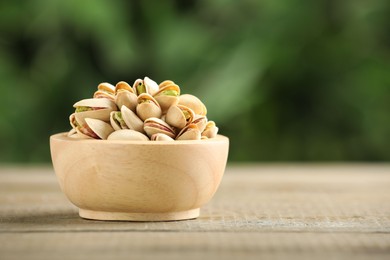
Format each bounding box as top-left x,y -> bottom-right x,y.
50,133 -> 229,221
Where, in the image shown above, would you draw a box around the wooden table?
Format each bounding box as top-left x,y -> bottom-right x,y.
1,164 -> 390,259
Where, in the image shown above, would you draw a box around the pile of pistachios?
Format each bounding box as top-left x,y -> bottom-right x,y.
68,77 -> 218,141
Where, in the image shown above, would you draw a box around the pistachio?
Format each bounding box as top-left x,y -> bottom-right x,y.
150,133 -> 175,141
121,105 -> 145,133
110,111 -> 128,131
93,82 -> 116,101
107,129 -> 149,141
85,118 -> 115,140
176,124 -> 201,141
165,105 -> 194,129
178,94 -> 207,116
115,81 -> 138,112
144,117 -> 176,139
136,93 -> 162,121
153,82 -> 180,113
202,121 -> 219,139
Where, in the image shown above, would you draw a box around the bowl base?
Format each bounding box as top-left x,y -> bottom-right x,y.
79,208 -> 200,221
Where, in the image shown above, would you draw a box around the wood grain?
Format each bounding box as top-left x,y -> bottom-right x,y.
1,164 -> 390,259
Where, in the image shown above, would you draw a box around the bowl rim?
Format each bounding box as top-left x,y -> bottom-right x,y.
50,132 -> 229,146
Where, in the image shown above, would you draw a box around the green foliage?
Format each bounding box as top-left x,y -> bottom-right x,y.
0,0 -> 389,162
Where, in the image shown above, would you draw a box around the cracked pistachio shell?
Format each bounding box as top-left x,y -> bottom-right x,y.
132,77 -> 159,96
115,81 -> 134,94
121,105 -> 145,133
73,98 -> 117,123
85,118 -> 114,140
192,115 -> 208,133
136,93 -> 162,121
201,121 -> 219,139
151,133 -> 175,141
143,117 -> 176,139
115,90 -> 137,112
153,83 -> 180,113
69,114 -> 93,139
110,111 -> 128,131
93,82 -> 116,100
165,105 -> 195,130
107,129 -> 149,141
178,94 -> 207,116
143,76 -> 159,96
176,124 -> 201,141
159,80 -> 175,89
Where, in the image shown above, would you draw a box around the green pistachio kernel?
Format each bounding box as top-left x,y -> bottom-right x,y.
75,106 -> 93,113
136,82 -> 146,94
182,110 -> 191,121
162,90 -> 178,96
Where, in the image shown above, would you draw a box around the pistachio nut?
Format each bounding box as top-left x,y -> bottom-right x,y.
110,111 -> 128,131
201,121 -> 219,139
150,133 -> 175,141
165,105 -> 195,130
136,93 -> 162,121
121,105 -> 145,133
176,124 -> 201,141
69,114 -> 93,139
192,115 -> 208,133
107,129 -> 149,141
153,82 -> 180,113
133,77 -> 159,96
93,82 -> 116,101
84,118 -> 115,140
70,114 -> 113,139
115,81 -> 137,112
159,80 -> 175,89
144,117 -> 176,139
73,98 -> 117,123
178,94 -> 207,116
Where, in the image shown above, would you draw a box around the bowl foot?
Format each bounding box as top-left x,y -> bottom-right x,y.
79,208 -> 200,221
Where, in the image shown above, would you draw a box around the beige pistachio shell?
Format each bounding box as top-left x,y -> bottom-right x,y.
115,81 -> 134,94
144,117 -> 176,139
201,121 -> 219,139
115,90 -> 138,112
153,83 -> 180,113
110,111 -> 128,131
73,98 -> 117,124
192,115 -> 208,133
133,78 -> 146,95
136,93 -> 162,121
132,77 -> 159,96
176,124 -> 201,141
165,105 -> 195,130
143,76 -> 159,96
93,83 -> 116,101
151,133 -> 175,141
69,113 -> 98,139
97,82 -> 115,94
121,105 -> 145,133
85,118 -> 114,140
159,80 -> 175,89
73,98 -> 117,110
107,129 -> 149,141
178,94 -> 207,116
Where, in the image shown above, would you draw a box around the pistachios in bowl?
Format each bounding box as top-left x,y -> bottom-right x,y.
68,77 -> 219,141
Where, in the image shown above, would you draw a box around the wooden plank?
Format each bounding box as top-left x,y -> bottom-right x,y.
1,232 -> 390,260
0,164 -> 390,259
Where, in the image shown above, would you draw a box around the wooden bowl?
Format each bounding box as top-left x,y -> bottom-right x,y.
50,133 -> 229,221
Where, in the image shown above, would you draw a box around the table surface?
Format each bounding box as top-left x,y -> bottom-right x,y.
1,164 -> 390,260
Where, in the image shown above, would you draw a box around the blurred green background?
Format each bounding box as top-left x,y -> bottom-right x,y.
0,0 -> 389,163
